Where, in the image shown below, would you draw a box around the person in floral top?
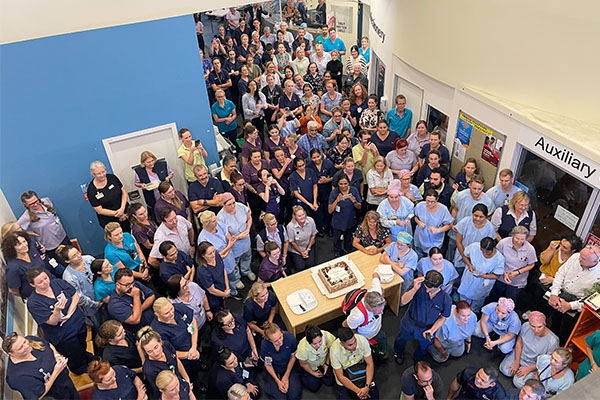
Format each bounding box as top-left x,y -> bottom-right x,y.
352,210 -> 392,255
359,95 -> 385,134
304,62 -> 325,97
275,43 -> 292,79
328,134 -> 353,169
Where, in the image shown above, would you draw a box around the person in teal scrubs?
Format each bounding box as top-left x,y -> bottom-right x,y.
577,329 -> 600,379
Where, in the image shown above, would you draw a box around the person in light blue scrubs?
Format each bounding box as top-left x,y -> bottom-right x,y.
474,298 -> 521,354
428,301 -> 477,363
457,238 -> 505,313
417,247 -> 458,294
377,179 -> 414,241
414,189 -> 454,258
453,204 -> 496,279
380,231 -> 418,294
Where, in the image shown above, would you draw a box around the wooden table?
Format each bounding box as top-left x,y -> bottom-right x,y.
271,251 -> 403,335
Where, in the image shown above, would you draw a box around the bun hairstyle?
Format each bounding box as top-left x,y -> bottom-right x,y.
263,321 -> 281,339
480,237 -> 498,251
137,326 -> 162,355
216,345 -> 234,366
56,244 -> 76,264
88,360 -> 111,384
95,320 -> 122,348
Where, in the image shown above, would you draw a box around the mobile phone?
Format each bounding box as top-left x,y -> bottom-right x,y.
244,357 -> 258,367
425,332 -> 432,341
195,139 -> 201,146
56,292 -> 66,303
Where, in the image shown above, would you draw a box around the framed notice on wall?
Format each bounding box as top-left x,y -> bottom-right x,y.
450,111 -> 506,190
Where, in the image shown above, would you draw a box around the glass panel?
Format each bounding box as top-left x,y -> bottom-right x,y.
516,150 -> 593,250
426,105 -> 449,144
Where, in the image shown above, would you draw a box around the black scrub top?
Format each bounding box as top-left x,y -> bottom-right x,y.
87,174 -> 127,227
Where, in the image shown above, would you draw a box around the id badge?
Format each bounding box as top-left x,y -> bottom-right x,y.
187,323 -> 194,334
483,279 -> 491,287
276,196 -> 280,204
242,369 -> 250,379
108,184 -> 115,190
49,258 -> 59,268
390,215 -> 397,220
264,356 -> 273,366
335,205 -> 341,213
95,192 -> 104,200
349,353 -> 356,360
55,216 -> 61,224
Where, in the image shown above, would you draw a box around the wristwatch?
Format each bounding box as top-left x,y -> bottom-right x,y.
203,199 -> 207,206
368,382 -> 376,388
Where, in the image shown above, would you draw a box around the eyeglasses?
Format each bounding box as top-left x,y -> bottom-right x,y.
588,245 -> 600,262
222,319 -> 235,327
117,281 -> 134,288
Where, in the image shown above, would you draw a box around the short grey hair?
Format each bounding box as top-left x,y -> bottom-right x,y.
365,291 -> 386,309
510,226 -> 529,237
90,161 -> 105,174
227,383 -> 248,400
307,121 -> 319,131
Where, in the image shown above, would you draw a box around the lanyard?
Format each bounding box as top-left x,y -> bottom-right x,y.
538,363 -> 566,383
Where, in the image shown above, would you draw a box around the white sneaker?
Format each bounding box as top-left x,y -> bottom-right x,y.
522,311 -> 530,321
236,281 -> 245,290
247,272 -> 257,281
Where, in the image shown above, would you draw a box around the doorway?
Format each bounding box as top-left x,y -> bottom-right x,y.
393,75 -> 424,131
515,149 -> 594,250
426,105 -> 449,144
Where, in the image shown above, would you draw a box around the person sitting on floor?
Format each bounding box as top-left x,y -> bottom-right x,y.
474,297 -> 521,354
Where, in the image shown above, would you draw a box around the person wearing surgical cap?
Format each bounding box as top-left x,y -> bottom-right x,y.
396,169 -> 422,204
377,179 -> 415,242
380,231 -> 418,294
474,297 -> 521,354
499,311 -> 559,388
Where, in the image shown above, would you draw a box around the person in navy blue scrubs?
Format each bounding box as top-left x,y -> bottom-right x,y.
393,270 -> 452,364
244,282 -> 286,341
260,322 -> 302,399
307,149 -> 336,235
208,345 -> 261,399
155,370 -> 195,400
107,268 -> 156,333
158,240 -> 196,284
212,308 -> 260,364
139,326 -> 194,396
3,231 -> 57,299
328,175 -> 362,256
26,268 -> 93,374
95,320 -> 143,373
4,333 -> 79,400
290,156 -> 325,233
151,298 -> 209,383
88,360 -> 147,400
195,241 -> 231,313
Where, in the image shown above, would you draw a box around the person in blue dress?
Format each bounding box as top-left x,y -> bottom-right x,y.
417,247 -> 459,294
92,258 -> 118,303
393,270 -> 452,364
328,175 -> 362,256
107,268 -> 156,333
158,240 -> 195,284
26,268 -> 94,374
156,369 -> 195,400
195,241 -> 232,311
289,156 -> 323,231
428,301 -> 477,363
103,222 -> 149,281
208,346 -> 261,399
453,204 -> 496,282
380,231 -> 418,294
197,211 -> 239,298
151,298 -> 208,381
377,179 -> 415,241
307,148 -> 336,234
4,333 -> 79,400
211,308 -> 260,364
260,323 -> 303,400
474,297 -> 521,354
457,238 -> 505,312
244,282 -> 285,340
413,189 -> 454,258
138,326 -> 195,396
88,360 -> 146,400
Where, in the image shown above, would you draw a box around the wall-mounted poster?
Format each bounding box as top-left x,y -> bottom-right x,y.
456,116 -> 473,147
482,135 -> 504,167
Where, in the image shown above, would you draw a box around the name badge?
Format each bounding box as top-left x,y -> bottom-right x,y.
276,196 -> 280,204
187,323 -> 194,335
108,184 -> 115,190
95,192 -> 104,200
55,216 -> 61,224
49,258 -> 59,268
242,369 -> 250,379
335,205 -> 341,213
390,215 -> 397,220
264,356 -> 273,366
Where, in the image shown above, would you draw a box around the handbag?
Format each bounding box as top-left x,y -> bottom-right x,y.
343,360 -> 367,388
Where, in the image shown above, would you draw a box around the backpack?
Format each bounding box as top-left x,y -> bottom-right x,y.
341,288 -> 369,327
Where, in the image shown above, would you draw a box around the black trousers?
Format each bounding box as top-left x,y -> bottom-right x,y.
290,247 -> 316,271
332,228 -> 354,256
55,326 -> 94,375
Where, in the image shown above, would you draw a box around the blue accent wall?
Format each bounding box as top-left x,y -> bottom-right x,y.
0,16 -> 216,255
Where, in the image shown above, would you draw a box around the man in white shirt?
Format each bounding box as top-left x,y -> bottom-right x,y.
148,207 -> 194,268
343,272 -> 388,359
548,245 -> 600,343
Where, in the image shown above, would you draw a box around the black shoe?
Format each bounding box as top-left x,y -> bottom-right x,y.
394,353 -> 404,365
231,294 -> 243,301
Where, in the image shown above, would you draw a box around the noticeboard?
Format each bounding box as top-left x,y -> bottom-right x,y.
450,111 -> 506,190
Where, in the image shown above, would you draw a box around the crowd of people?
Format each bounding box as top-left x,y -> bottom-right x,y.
3,4 -> 600,400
